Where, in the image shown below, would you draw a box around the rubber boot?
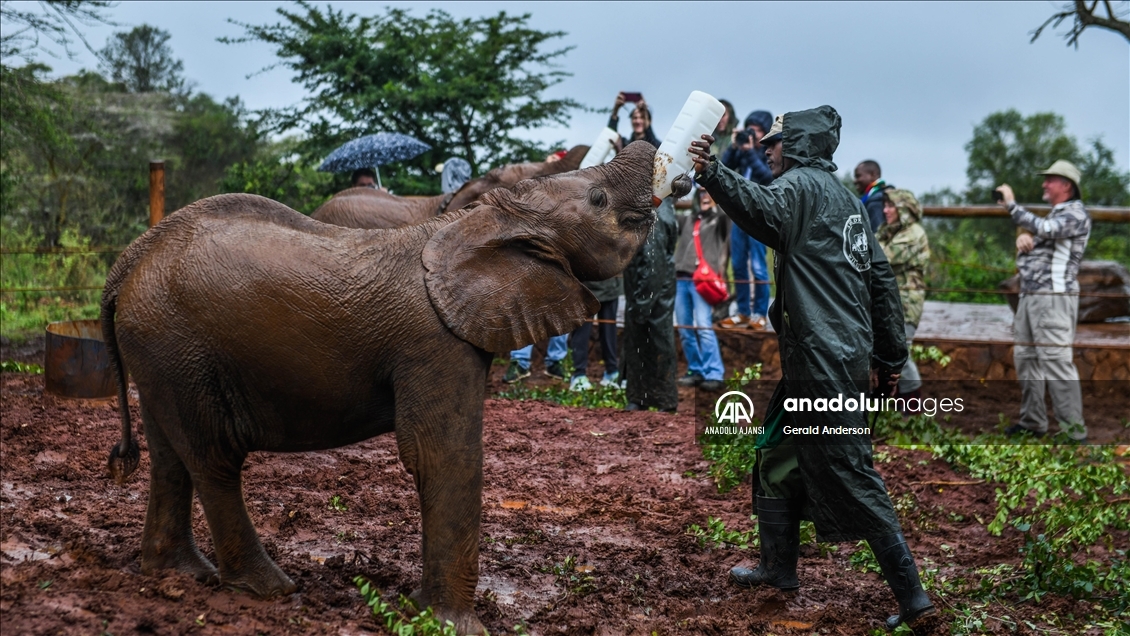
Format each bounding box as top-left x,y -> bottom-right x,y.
869,532 -> 936,629
729,496 -> 800,590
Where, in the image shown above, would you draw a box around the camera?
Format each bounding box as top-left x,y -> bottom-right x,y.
735,129 -> 753,146
992,190 -> 1004,203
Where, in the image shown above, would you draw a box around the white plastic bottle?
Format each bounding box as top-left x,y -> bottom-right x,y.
579,127 -> 620,169
652,90 -> 724,204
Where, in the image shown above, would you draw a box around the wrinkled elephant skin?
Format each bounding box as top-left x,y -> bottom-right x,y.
101,142 -> 657,635
311,145 -> 589,229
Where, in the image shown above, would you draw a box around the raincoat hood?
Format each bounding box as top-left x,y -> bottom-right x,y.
781,105 -> 840,174
886,189 -> 923,227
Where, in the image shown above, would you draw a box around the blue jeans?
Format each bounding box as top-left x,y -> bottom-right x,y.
511,334 -> 569,370
675,279 -> 724,381
731,224 -> 769,317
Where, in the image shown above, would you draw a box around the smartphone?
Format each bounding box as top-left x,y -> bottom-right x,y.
992,190 -> 1004,203
622,92 -> 642,103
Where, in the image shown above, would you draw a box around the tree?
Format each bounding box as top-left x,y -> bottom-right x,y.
1031,0 -> 1130,47
226,2 -> 583,194
99,24 -> 186,93
0,0 -> 114,62
964,109 -> 1130,206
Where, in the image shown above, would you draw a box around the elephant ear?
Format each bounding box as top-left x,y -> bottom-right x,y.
423,206 -> 599,353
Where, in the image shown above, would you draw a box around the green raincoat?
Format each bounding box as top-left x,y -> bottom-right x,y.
621,198 -> 679,411
696,105 -> 907,542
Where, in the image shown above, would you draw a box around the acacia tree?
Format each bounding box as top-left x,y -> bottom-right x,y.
1031,0 -> 1130,46
226,2 -> 583,193
99,24 -> 186,93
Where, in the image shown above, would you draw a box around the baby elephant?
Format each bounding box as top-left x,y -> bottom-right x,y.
103,141 -> 666,634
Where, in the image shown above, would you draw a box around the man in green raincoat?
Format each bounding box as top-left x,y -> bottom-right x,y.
688,106 -> 935,630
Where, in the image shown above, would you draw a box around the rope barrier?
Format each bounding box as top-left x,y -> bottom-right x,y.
579,318 -> 1129,350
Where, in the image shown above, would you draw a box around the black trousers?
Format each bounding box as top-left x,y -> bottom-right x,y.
571,299 -> 619,376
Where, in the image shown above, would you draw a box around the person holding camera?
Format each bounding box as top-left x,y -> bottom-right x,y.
689,107 -> 935,631
996,161 -> 1091,441
608,92 -> 659,150
717,110 -> 775,331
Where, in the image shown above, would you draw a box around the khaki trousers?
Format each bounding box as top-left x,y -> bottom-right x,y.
1013,294 -> 1085,439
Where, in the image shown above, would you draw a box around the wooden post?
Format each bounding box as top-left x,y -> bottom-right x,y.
149,160 -> 165,227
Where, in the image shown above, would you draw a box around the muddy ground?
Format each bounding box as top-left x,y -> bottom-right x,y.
1,337 -> 1127,635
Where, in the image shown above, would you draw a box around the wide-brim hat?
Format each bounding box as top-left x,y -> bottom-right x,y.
1037,159 -> 1082,193
759,114 -> 784,146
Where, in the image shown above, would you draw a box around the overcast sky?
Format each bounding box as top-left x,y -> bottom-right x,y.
10,1 -> 1129,197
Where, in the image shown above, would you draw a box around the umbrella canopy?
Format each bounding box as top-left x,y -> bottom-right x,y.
317,133 -> 431,173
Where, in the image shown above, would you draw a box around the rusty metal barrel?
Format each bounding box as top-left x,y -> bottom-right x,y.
44,320 -> 117,399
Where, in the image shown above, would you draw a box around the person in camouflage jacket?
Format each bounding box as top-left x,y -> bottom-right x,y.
877,189 -> 929,398
996,160 -> 1091,441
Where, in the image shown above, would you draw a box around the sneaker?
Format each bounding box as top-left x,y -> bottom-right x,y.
1004,423 -> 1045,438
569,375 -> 593,392
600,370 -> 621,387
700,379 -> 725,392
717,314 -> 751,329
677,372 -> 705,387
503,360 -> 530,384
545,360 -> 566,380
748,315 -> 768,331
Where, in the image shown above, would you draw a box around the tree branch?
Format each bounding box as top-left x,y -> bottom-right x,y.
1031,0 -> 1130,46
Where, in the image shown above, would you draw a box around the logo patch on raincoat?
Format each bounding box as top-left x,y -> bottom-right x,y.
842,214 -> 871,272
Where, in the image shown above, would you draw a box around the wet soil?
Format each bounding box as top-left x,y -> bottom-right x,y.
1,343 -> 1124,635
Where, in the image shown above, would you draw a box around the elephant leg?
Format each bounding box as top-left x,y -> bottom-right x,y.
398,380 -> 487,634
191,458 -> 296,598
139,406 -> 217,583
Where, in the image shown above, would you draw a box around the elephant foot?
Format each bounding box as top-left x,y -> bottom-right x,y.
142,544 -> 219,585
220,560 -> 297,599
407,589 -> 485,636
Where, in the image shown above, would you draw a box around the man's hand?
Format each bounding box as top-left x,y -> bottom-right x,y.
689,134 -> 715,174
995,184 -> 1015,207
871,368 -> 901,398
1016,232 -> 1034,254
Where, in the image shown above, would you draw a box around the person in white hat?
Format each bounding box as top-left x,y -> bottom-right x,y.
995,159 -> 1091,441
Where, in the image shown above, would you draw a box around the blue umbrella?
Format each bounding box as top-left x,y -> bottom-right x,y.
318,132 -> 432,189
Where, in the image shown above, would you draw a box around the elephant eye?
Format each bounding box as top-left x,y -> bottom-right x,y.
589,188 -> 608,208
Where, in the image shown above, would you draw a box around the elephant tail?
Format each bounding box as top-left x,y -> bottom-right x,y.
102,241 -> 143,485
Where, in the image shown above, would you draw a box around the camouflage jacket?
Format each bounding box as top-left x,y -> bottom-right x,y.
1010,200 -> 1091,294
877,190 -> 930,327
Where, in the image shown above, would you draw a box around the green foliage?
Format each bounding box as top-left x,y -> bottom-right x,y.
910,344 -> 951,367
1,65 -> 259,248
546,555 -> 596,598
849,541 -> 882,574
497,381 -> 627,410
685,516 -> 758,550
0,226 -> 105,341
98,24 -> 185,93
328,495 -> 348,512
227,2 -> 584,194
1,360 -> 44,374
354,577 -> 457,636
965,110 -> 1079,204
220,137 -> 334,215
